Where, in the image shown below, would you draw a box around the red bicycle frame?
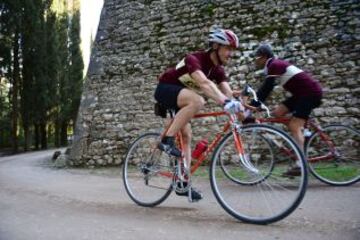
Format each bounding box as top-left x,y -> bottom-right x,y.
257,116 -> 337,163
160,111 -> 244,177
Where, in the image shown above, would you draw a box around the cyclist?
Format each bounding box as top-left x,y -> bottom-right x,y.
250,44 -> 323,176
154,28 -> 243,201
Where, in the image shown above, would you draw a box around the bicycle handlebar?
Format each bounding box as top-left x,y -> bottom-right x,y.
243,84 -> 271,117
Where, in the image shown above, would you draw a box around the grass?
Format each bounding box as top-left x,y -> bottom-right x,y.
125,161 -> 359,183
311,164 -> 359,182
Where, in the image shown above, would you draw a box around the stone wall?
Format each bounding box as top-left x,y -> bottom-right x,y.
69,0 -> 360,167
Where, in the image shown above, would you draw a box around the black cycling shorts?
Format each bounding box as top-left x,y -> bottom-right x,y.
282,95 -> 322,119
154,83 -> 186,111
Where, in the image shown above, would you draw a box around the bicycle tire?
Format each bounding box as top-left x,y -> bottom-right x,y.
219,129 -> 275,185
210,124 -> 307,224
123,132 -> 173,207
305,124 -> 360,186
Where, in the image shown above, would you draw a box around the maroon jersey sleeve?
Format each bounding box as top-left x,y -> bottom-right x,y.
268,60 -> 288,76
184,54 -> 202,74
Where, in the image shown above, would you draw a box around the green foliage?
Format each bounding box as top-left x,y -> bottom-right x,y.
144,0 -> 155,6
200,2 -> 217,17
0,0 -> 84,151
153,22 -> 166,38
68,10 -> 84,121
249,24 -> 290,40
0,80 -> 11,148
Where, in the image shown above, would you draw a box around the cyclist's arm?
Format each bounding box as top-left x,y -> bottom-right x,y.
251,77 -> 276,107
253,59 -> 287,105
218,81 -> 234,99
190,70 -> 228,104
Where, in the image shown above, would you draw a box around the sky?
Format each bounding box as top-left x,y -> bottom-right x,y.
80,0 -> 104,75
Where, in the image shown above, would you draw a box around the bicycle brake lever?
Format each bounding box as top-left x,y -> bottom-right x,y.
247,85 -> 258,102
244,83 -> 271,117
260,103 -> 271,117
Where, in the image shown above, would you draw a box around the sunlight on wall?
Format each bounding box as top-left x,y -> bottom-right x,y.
80,0 -> 104,76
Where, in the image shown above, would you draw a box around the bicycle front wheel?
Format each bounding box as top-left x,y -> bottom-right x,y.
123,132 -> 174,207
305,124 -> 360,186
210,124 -> 307,224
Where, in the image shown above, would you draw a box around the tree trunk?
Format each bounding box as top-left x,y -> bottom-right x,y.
47,124 -> 52,146
23,124 -> 30,152
55,118 -> 60,147
11,30 -> 20,153
60,120 -> 68,146
40,121 -> 47,149
34,123 -> 40,150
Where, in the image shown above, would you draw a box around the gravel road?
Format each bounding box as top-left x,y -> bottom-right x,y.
0,149 -> 359,240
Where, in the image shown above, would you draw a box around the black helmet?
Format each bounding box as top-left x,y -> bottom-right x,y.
251,44 -> 274,58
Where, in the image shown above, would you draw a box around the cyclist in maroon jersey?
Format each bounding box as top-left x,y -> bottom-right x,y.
251,44 -> 323,176
154,28 -> 243,200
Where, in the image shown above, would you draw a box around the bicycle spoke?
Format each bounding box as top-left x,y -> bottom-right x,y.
123,133 -> 173,207
211,124 -> 307,224
306,124 -> 360,186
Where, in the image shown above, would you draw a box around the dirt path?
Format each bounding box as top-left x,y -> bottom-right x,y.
0,149 -> 359,240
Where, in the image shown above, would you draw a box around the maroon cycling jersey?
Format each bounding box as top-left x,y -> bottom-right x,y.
158,50 -> 227,93
266,58 -> 322,97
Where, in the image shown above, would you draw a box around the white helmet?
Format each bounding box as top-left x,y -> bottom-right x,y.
208,28 -> 239,49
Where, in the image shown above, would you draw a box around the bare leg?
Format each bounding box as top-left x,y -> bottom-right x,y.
180,123 -> 192,170
273,104 -> 305,148
166,88 -> 205,136
275,104 -> 306,168
288,117 -> 306,151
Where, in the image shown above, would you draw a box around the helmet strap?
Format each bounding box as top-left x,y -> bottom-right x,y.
216,48 -> 223,65
209,43 -> 223,65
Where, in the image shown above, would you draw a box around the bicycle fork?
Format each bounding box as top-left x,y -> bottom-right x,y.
233,124 -> 259,174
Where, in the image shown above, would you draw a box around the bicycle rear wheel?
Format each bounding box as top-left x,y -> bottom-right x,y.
210,124 -> 307,224
305,124 -> 360,186
123,132 -> 173,207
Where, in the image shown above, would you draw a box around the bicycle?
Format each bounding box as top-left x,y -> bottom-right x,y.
123,101 -> 308,224
242,85 -> 360,186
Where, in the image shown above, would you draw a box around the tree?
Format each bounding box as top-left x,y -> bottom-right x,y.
56,11 -> 69,146
0,0 -> 84,151
68,9 -> 84,131
44,11 -> 60,147
59,3 -> 84,146
20,0 -> 40,150
0,0 -> 22,152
